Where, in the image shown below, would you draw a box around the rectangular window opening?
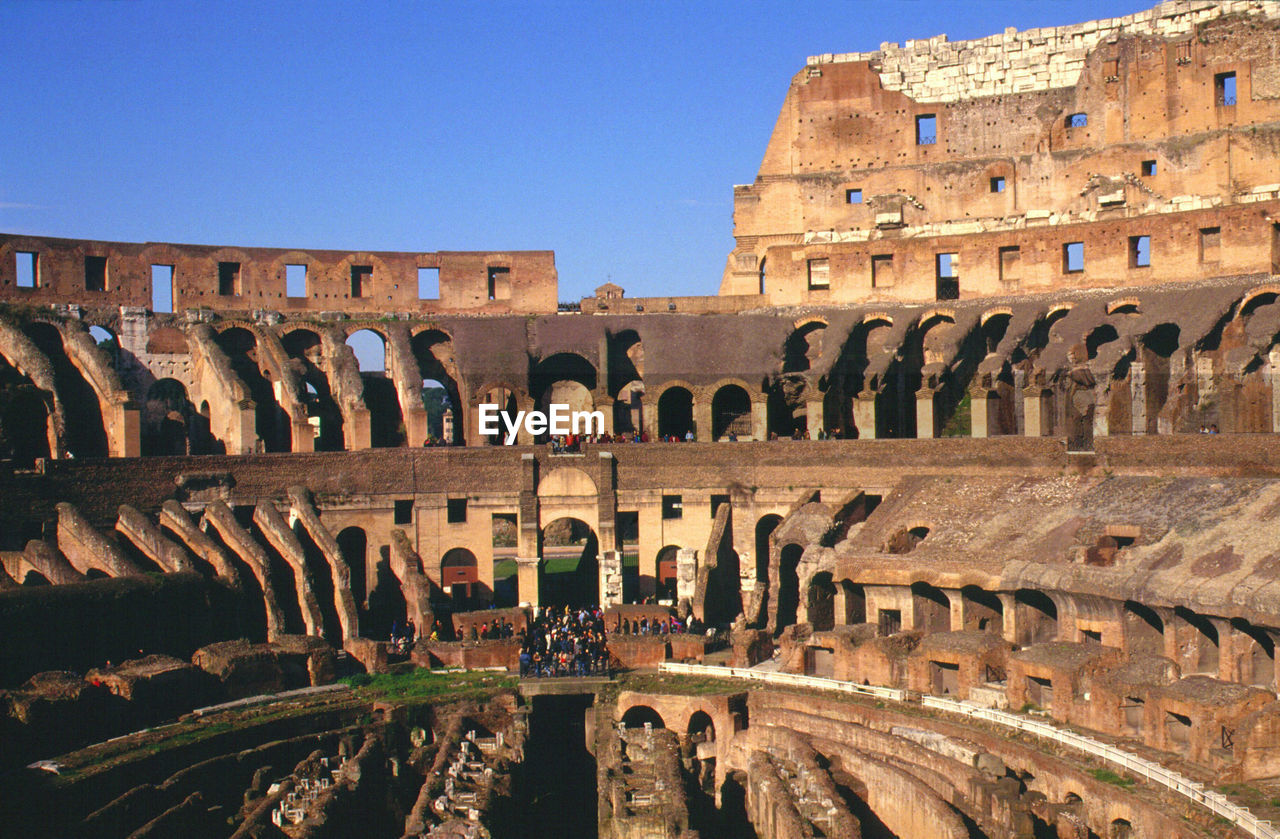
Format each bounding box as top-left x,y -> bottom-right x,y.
15,251 -> 37,289
84,255 -> 107,292
990,176 -> 1005,193
1141,159 -> 1157,176
218,261 -> 241,296
807,257 -> 830,290
845,188 -> 863,204
418,267 -> 439,300
1130,235 -> 1151,268
1200,227 -> 1221,263
447,497 -> 468,524
1066,112 -> 1088,128
935,252 -> 959,301
1216,71 -> 1237,106
286,264 -> 308,298
711,493 -> 730,519
662,494 -> 683,520
394,499 -> 414,525
487,266 -> 510,301
1063,242 -> 1085,274
915,114 -> 937,145
999,246 -> 1021,284
151,264 -> 174,313
871,254 -> 894,288
1104,58 -> 1120,81
350,265 -> 372,299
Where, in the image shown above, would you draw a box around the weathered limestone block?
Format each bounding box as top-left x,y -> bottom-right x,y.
252,501 -> 324,638
22,539 -> 84,585
388,529 -> 435,639
158,500 -> 242,587
287,486 -> 358,642
192,639 -> 285,699
202,500 -> 286,641
115,504 -> 194,575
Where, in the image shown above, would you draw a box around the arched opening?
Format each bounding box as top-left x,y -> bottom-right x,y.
1085,323 -> 1120,360
783,322 -> 826,373
1123,600 -> 1165,655
0,357 -> 54,466
1175,607 -> 1220,675
88,325 -> 120,371
687,709 -> 717,794
657,386 -> 694,440
24,322 -> 108,458
281,329 -> 345,451
411,329 -> 463,444
1110,819 -> 1133,839
711,384 -> 752,440
961,585 -> 1004,633
84,568 -> 110,580
776,543 -> 803,632
807,572 -> 836,631
142,378 -> 205,456
347,329 -> 404,447
480,386 -> 520,446
608,331 -> 644,436
336,527 -> 368,609
366,544 -> 407,642
838,580 -> 866,625
1015,589 -> 1059,646
688,710 -> 715,742
1231,618 -> 1275,688
656,545 -> 680,602
441,547 -> 484,611
531,353 -> 597,441
539,517 -> 599,608
912,581 -> 951,633
758,257 -> 767,295
217,327 -> 290,452
621,705 -> 665,729
755,515 -> 782,584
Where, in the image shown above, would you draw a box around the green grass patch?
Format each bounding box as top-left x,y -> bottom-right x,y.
341,668 -> 517,702
1090,768 -> 1135,788
493,559 -> 517,580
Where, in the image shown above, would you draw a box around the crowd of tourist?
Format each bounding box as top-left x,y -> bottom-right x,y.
518,605 -> 611,677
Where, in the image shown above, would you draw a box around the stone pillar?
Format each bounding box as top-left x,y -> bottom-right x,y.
1130,361 -> 1147,435
751,400 -> 767,441
517,454 -> 539,558
290,418 -> 316,453
694,398 -> 713,442
404,407 -> 430,448
599,549 -> 623,607
805,399 -> 824,439
1023,388 -> 1051,438
1093,380 -> 1110,438
516,557 -> 540,607
853,394 -> 877,439
998,593 -> 1018,645
1214,617 -> 1238,683
346,408 -> 373,450
676,548 -> 698,609
116,403 -> 141,457
1271,350 -> 1280,433
969,390 -> 989,438
915,390 -> 936,438
946,588 -> 965,631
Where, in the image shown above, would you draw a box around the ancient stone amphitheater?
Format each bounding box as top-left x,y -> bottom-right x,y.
5,2 -> 1280,837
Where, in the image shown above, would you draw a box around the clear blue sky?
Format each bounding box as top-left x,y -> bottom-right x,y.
3,0 -> 1156,302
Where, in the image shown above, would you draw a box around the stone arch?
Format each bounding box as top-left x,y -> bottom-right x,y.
474,381 -> 528,446
1238,284 -> 1280,318
1123,600 -> 1164,654
281,328 -> 345,451
775,543 -> 804,632
539,516 -> 599,608
688,709 -> 715,742
1106,297 -> 1141,316
531,352 -> 597,411
1174,606 -> 1220,675
336,527 -> 369,609
911,581 -> 951,633
755,515 -> 783,584
656,545 -> 681,601
1015,589 -> 1059,646
1230,618 -> 1275,688
0,354 -> 57,465
346,328 -> 404,447
656,383 -> 694,440
141,378 -> 205,456
783,320 -> 827,373
538,466 -> 598,498
216,326 -> 291,452
711,382 -> 754,440
620,705 -> 665,729
411,327 -> 464,444
807,571 -> 837,631
24,321 -> 109,458
441,547 -> 483,610
961,585 -> 1003,633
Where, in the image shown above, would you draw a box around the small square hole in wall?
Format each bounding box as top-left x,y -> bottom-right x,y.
16,252 -> 38,288
915,114 -> 936,145
845,188 -> 862,204
84,255 -> 107,291
1141,159 -> 1157,176
286,264 -> 307,298
990,176 -> 1005,193
418,267 -> 439,300
151,264 -> 173,312
394,499 -> 413,525
447,497 -> 467,523
1063,242 -> 1085,274
1130,235 -> 1151,268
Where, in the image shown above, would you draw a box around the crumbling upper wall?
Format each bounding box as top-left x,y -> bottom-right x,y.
0,235 -> 558,315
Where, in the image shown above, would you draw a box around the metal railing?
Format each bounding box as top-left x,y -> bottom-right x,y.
658,662 -> 1277,839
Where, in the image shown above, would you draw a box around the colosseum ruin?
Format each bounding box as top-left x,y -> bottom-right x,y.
5,2 -> 1280,837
